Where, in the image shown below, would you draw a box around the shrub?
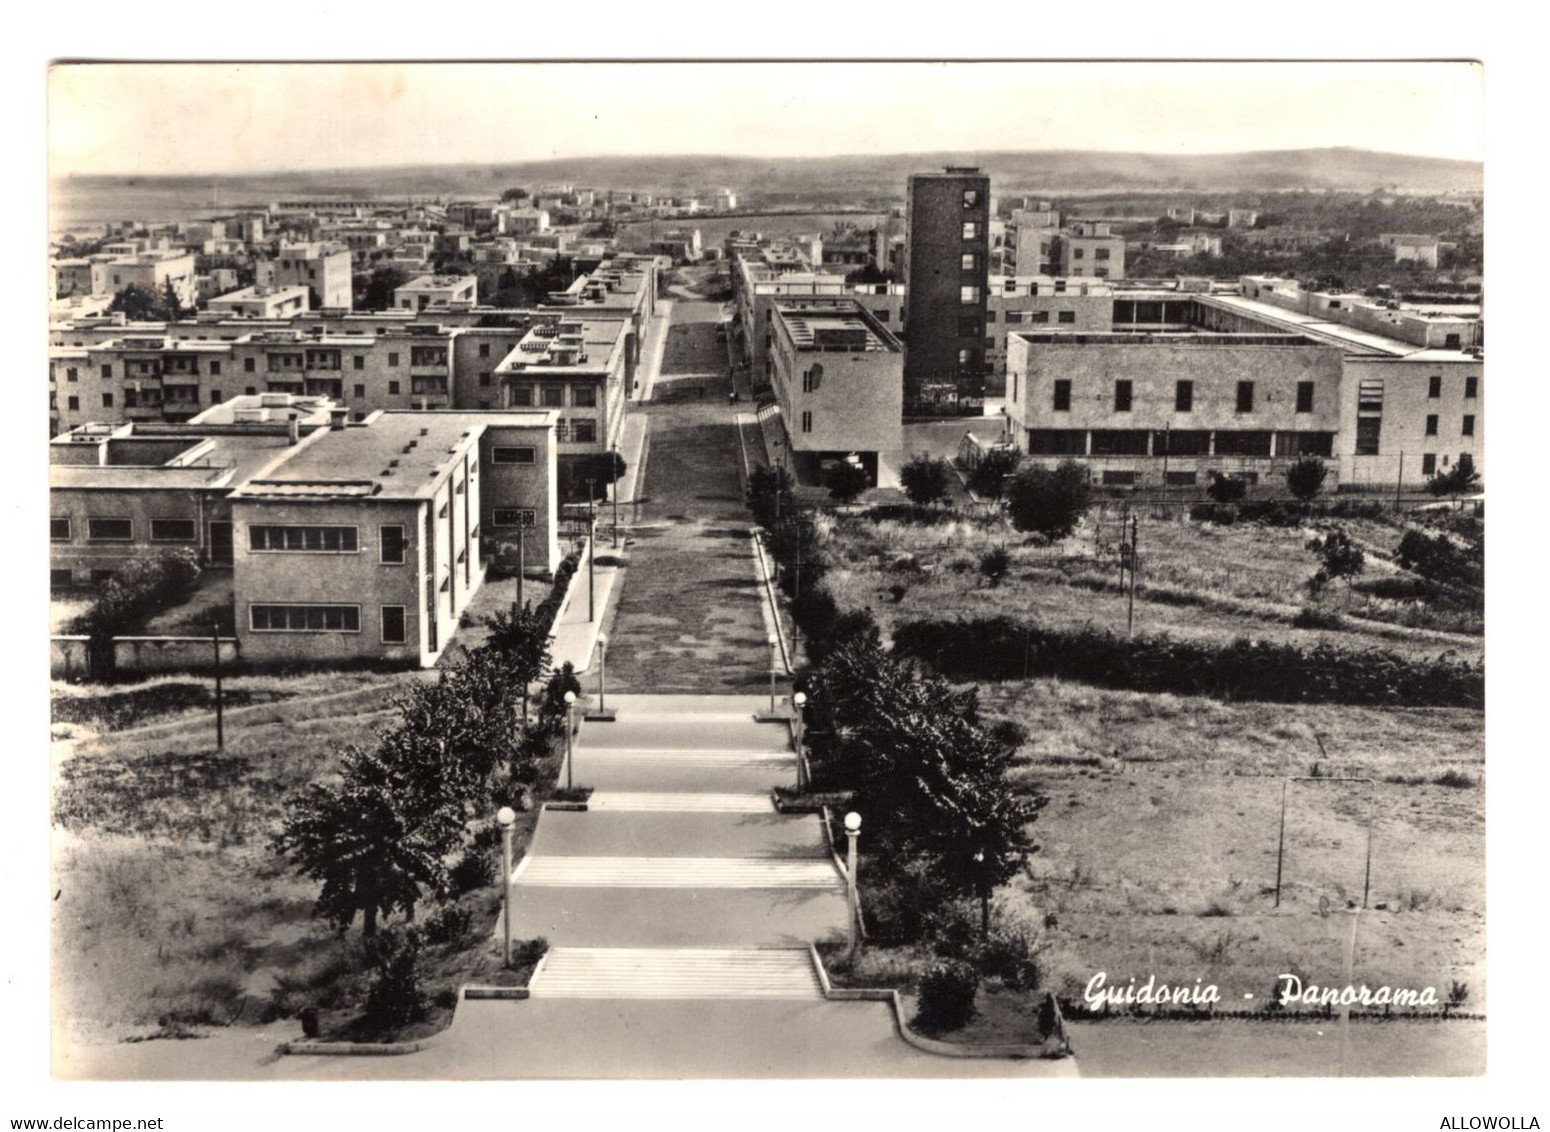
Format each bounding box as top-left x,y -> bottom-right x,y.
1285,457 -> 1329,501
1427,453 -> 1480,502
422,902 -> 474,945
69,550 -> 203,639
745,464 -> 794,529
915,959 -> 979,1032
975,906 -> 1047,991
1395,529 -> 1483,591
447,850 -> 495,897
1006,460 -> 1091,540
1306,526 -> 1366,593
900,454 -> 952,507
1206,473 -> 1248,504
978,546 -> 1011,586
858,859 -> 954,945
362,926 -> 428,1030
1190,502 -> 1238,525
1292,605 -> 1344,630
825,459 -> 871,504
891,616 -> 1483,708
966,447 -> 1020,500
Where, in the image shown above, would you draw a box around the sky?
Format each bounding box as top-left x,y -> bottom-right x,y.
48,61 -> 1484,178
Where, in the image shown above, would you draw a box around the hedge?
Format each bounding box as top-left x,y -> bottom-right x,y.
533,552 -> 580,632
891,616 -> 1483,708
1190,499 -> 1392,528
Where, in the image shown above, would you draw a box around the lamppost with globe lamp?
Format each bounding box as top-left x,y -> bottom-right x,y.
563,690 -> 577,791
844,812 -> 862,960
587,634 -> 615,721
792,691 -> 807,792
497,806 -> 517,966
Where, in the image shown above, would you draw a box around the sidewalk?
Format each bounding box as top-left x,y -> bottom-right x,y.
549,540 -> 619,675
634,299 -> 673,403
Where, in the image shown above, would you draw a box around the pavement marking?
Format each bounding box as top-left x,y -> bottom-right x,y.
513,856 -> 844,889
587,792 -> 776,813
529,946 -> 822,1000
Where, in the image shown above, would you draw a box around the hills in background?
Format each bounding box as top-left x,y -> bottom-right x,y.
56,148 -> 1482,207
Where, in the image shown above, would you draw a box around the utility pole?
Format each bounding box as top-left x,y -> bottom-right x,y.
611,443 -> 620,549
1159,424 -> 1171,498
516,524 -> 525,611
1394,452 -> 1404,514
211,620 -> 224,750
1127,513 -> 1138,638
586,478 -> 596,623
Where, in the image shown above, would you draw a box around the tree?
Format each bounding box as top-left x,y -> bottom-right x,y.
978,547 -> 1010,586
559,450 -> 628,504
746,464 -> 794,529
161,279 -> 187,321
1427,453 -> 1481,506
1306,525 -> 1366,594
107,283 -> 170,322
501,187 -> 530,203
482,600 -> 555,732
274,743 -> 465,937
900,454 -> 952,507
358,267 -> 409,312
825,459 -> 870,505
1285,457 -> 1329,501
966,447 -> 1020,501
1207,472 -> 1248,504
1006,460 -> 1092,541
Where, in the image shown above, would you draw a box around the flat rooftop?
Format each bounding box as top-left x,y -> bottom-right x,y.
1200,294 -> 1417,357
774,306 -> 898,352
398,274 -> 477,291
1011,331 -> 1323,348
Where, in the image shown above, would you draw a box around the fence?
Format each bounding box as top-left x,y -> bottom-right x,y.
51,635 -> 239,679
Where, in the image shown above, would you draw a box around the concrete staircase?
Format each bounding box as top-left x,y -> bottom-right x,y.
529,947 -> 822,1000
588,792 -> 774,813
515,856 -> 843,889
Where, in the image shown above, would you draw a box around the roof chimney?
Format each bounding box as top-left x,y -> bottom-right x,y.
287,417 -> 300,445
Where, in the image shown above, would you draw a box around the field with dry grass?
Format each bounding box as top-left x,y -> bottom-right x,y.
814,504 -> 1486,1018
49,666 -> 539,1050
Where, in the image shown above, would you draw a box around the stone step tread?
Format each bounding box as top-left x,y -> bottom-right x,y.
513,856 -> 843,889
586,792 -> 775,813
529,947 -> 821,999
580,749 -> 794,765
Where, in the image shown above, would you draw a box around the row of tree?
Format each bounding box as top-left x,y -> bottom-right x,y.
274,602 -> 578,937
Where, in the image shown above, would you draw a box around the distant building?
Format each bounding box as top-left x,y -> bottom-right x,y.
715,189 -> 738,211
1227,209 -> 1259,229
1379,233 -> 1442,268
395,274 -> 479,311
91,251 -> 199,309
257,242 -> 353,310
903,166 -> 991,415
206,285 -> 311,320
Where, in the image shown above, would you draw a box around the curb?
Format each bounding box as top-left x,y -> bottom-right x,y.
749,528 -> 796,676
806,945 -> 1050,1061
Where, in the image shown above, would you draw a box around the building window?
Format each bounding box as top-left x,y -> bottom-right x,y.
573,384 -> 597,407
353,384 -> 366,399
1053,380 -> 1071,412
1114,380 -> 1133,412
984,310 -> 997,323
1425,414 -> 1439,436
511,386 -> 534,407
1236,381 -> 1254,413
248,525 -> 360,553
962,189 -> 980,209
1164,471 -> 1198,486
1296,382 -> 1315,413
1102,470 -> 1137,486
960,285 -> 981,304
50,517 -> 70,542
101,392 -> 114,408
571,420 -> 597,443
150,518 -> 197,542
479,372 -> 493,388
51,568 -> 73,588
1175,381 -> 1193,412
478,343 -> 491,359
210,361 -> 221,376
801,410 -> 813,434
245,386 -> 256,396
244,357 -> 256,372
1030,311 -> 1050,324
1072,248 -> 1085,260
1057,311 -> 1075,324
493,509 -> 536,528
66,367 -> 78,382
542,385 -> 565,407
353,355 -> 365,370
1422,454 -> 1437,476
961,253 -> 979,272
1005,311 -> 1025,325
1465,376 -> 1478,399
1355,417 -> 1382,456
1095,247 -> 1111,261
1428,375 -> 1442,399
388,381 -> 401,395
388,353 -> 400,367
962,222 -> 980,240
380,524 -> 406,564
493,446 -> 536,465
1462,414 -> 1476,437
381,605 -> 407,644
249,604 -> 361,633
87,518 -> 133,542
1357,378 -> 1384,413
101,364 -> 113,378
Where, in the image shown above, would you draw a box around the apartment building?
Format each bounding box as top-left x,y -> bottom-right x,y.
766,299 -> 903,486
494,317 -> 634,471
395,274 -> 479,311
903,167 -> 992,415
228,410 -> 559,667
1055,221 -> 1127,280
206,285 -> 310,320
49,395 -> 336,587
256,243 -> 354,310
90,251 -> 198,308
983,276 -> 1114,391
1379,233 -> 1443,268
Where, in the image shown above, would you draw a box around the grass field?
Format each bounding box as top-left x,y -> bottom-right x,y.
813,503 -> 1486,1018
819,505 -> 1482,662
49,665 -> 544,1048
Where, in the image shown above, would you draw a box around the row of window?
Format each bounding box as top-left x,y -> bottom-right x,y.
51,517 -> 196,543
1047,379 -> 1313,415
989,310 -> 1079,325
77,351 -> 448,381
1427,375 -> 1480,399
1026,429 -> 1337,459
248,603 -> 408,644
1424,414 -> 1477,437
508,383 -> 600,408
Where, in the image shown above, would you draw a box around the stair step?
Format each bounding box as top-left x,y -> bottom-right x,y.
529,947 -> 821,999
580,748 -> 793,765
513,856 -> 843,889
587,792 -> 774,813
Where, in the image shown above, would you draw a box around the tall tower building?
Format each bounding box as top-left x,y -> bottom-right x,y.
903,167 -> 991,416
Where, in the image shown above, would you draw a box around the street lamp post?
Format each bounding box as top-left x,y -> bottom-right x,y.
597,633 -> 608,716
496,806 -> 517,967
611,443 -> 621,550
844,812 -> 862,961
974,849 -> 989,939
767,635 -> 779,715
564,690 -> 577,791
792,691 -> 807,792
